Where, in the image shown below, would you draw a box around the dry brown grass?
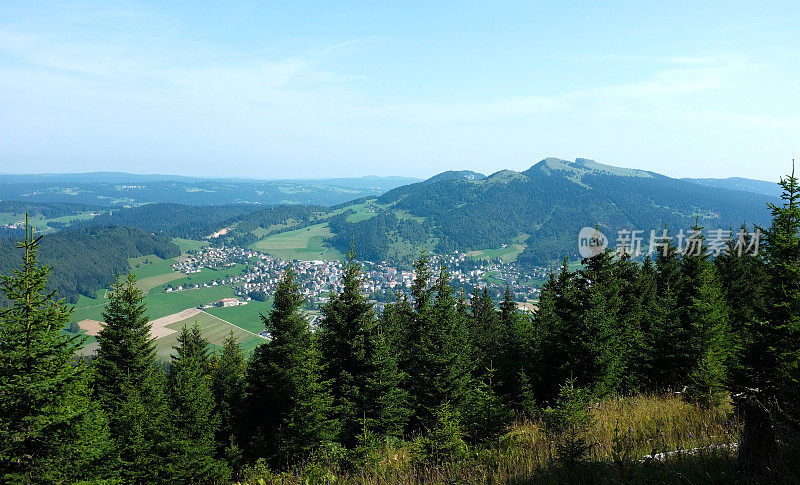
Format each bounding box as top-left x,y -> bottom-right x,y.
237,394 -> 745,485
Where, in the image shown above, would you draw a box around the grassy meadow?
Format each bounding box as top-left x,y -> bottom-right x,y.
236,394 -> 800,484
250,223 -> 343,261
172,237 -> 210,252
128,254 -> 185,292
467,235 -> 530,262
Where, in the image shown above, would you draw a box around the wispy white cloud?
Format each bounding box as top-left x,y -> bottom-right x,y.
0,2 -> 797,179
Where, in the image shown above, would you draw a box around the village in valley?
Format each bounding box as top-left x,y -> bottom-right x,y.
167,245 -> 548,316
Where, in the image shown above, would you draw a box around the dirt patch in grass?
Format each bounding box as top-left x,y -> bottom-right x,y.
77,319 -> 105,337
77,308 -> 202,341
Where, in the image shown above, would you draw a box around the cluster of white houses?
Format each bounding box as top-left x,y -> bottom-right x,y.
167,245 -> 547,311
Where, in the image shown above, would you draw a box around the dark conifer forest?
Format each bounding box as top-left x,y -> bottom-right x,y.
0,170 -> 798,484
0,225 -> 180,304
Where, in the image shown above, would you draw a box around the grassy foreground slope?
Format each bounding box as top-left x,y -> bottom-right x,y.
239,394 -> 799,484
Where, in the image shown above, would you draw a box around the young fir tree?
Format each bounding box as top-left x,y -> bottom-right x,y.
362,324 -> 411,439
738,164 -> 800,475
461,366 -> 511,443
167,323 -> 229,482
244,266 -> 336,466
0,218 -> 114,483
678,224 -> 732,406
211,331 -> 247,467
94,273 -> 171,482
318,249 -> 409,446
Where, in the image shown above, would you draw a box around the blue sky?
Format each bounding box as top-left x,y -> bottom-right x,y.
1,1 -> 798,180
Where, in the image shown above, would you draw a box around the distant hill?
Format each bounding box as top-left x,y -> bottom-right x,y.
682,177 -> 783,198
322,158 -> 777,265
0,172 -> 420,207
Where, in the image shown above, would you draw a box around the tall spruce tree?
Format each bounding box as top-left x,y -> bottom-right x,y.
715,226 -> 768,386
0,218 -> 115,483
167,323 -> 228,482
738,164 -> 800,475
244,266 -> 336,466
761,164 -> 800,418
468,288 -> 502,372
318,249 -> 409,446
211,331 -> 247,468
496,287 -> 534,412
678,224 -> 732,406
94,273 -> 171,482
632,256 -> 659,389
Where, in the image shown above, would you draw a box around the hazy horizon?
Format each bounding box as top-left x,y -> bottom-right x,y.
1,1 -> 798,181
0,162 -> 787,185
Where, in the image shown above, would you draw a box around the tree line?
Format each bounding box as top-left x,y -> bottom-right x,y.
0,169 -> 797,482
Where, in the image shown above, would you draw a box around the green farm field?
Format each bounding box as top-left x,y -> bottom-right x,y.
204,298 -> 273,334
127,255 -> 185,293
69,285 -> 238,325
128,255 -> 177,278
250,223 -> 343,261
466,234 -> 529,262
172,237 -> 209,252
151,310 -> 266,361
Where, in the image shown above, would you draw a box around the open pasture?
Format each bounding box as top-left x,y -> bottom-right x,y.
250,223 -> 342,261
172,237 -> 209,252
128,254 -> 178,278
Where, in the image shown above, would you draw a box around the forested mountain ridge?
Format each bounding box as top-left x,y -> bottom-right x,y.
327,158 -> 776,265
